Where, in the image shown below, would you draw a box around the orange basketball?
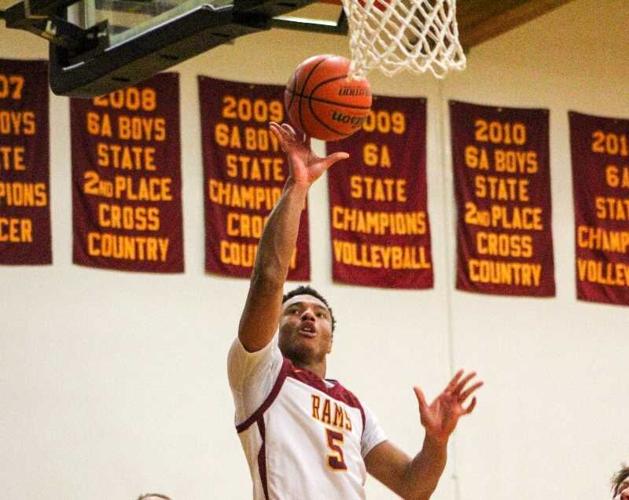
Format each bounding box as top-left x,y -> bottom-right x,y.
284,55 -> 372,142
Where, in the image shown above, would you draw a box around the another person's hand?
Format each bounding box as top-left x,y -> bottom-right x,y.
413,370 -> 483,444
269,122 -> 348,187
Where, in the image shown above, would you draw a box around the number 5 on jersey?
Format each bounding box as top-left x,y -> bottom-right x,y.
325,428 -> 348,471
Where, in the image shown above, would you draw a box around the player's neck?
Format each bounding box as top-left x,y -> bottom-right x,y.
293,358 -> 326,379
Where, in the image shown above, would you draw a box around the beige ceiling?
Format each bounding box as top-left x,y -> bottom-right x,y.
457,0 -> 576,48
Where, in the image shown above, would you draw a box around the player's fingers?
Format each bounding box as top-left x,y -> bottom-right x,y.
269,122 -> 287,143
271,123 -> 299,153
453,371 -> 477,395
458,381 -> 483,402
462,396 -> 477,415
324,152 -> 350,168
413,386 -> 428,412
445,369 -> 464,393
271,121 -> 291,137
281,122 -> 298,139
281,122 -> 295,132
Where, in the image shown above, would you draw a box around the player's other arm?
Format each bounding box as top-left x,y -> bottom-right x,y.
364,437 -> 446,500
237,123 -> 348,352
365,370 -> 483,500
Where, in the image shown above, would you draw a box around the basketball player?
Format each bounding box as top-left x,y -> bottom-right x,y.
228,122 -> 483,499
612,465 -> 629,500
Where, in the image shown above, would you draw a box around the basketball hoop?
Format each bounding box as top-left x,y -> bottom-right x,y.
341,0 -> 466,79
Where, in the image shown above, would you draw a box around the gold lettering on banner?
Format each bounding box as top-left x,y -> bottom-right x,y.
117,115 -> 166,141
220,96 -> 284,123
590,130 -> 629,157
224,153 -> 284,181
0,182 -> 47,207
87,232 -> 169,262
96,142 -> 157,171
362,143 -> 392,168
214,123 -> 281,152
0,74 -> 37,144
464,202 -> 543,230
0,216 -> 32,242
0,111 -> 36,135
219,239 -> 297,269
474,119 -> 527,146
83,172 -> 172,202
0,145 -> 26,171
605,164 -> 629,188
332,240 -> 430,270
594,196 -> 629,221
350,175 -> 407,202
494,149 -> 538,174
468,259 -> 542,287
226,212 -> 266,238
474,174 -> 530,202
464,146 -> 538,174
208,179 -> 281,211
0,70 -> 50,256
97,203 -> 160,231
577,225 -> 629,254
332,206 -> 426,235
81,83 -> 177,265
576,258 -> 629,287
210,93 -> 311,274
476,232 -> 533,259
573,121 -> 629,299
460,114 -> 551,291
362,110 -> 406,135
93,87 -> 158,113
86,111 -> 113,137
0,73 -> 25,100
331,106 -> 435,279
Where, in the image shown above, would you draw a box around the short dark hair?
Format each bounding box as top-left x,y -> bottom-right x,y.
282,285 -> 336,332
612,465 -> 629,497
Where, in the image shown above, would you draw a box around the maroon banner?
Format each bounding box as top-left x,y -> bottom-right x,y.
450,101 -> 555,296
0,59 -> 51,265
71,73 -> 183,272
199,76 -> 310,280
327,96 -> 433,289
570,111 -> 629,305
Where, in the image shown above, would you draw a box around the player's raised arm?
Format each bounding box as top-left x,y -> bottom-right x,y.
237,123 -> 348,352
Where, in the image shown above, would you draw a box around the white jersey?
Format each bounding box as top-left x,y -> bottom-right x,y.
228,338 -> 387,500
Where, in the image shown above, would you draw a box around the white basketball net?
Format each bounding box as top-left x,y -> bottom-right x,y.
341,0 -> 466,79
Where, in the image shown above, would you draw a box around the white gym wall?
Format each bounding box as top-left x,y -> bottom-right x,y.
0,0 -> 627,498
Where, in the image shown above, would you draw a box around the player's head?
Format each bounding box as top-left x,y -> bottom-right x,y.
278,286 -> 336,368
282,286 -> 336,331
137,494 -> 172,500
612,465 -> 629,499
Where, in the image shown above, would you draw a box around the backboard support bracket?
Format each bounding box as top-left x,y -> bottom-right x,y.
4,0 -> 107,51
271,9 -> 347,35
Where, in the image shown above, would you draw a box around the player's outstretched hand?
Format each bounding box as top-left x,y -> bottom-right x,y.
269,122 -> 349,187
413,370 -> 483,445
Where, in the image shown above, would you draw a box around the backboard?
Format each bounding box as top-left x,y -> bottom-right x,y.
1,0 -> 346,97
